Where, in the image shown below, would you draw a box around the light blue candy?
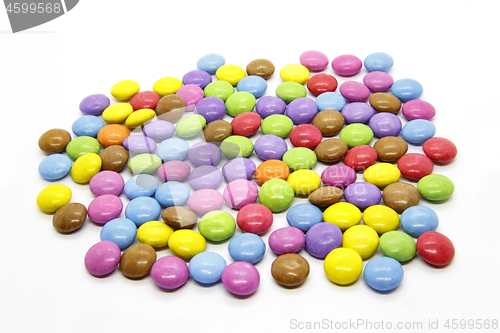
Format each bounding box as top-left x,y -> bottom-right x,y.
364,52 -> 394,72
156,138 -> 190,162
125,197 -> 161,227
315,92 -> 346,111
228,233 -> 266,264
155,181 -> 190,207
123,174 -> 159,199
236,75 -> 267,98
189,251 -> 227,285
100,218 -> 137,250
400,206 -> 439,238
38,154 -> 72,180
401,119 -> 436,145
286,203 -> 323,232
363,257 -> 404,292
197,53 -> 225,75
391,78 -> 423,102
72,115 -> 105,137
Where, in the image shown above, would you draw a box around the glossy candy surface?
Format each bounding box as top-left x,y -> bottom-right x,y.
176,84 -> 204,111
343,145 -> 378,171
38,129 -> 72,154
72,115 -> 105,137
341,102 -> 375,124
286,97 -> 318,124
300,50 -> 329,71
124,174 -> 159,199
254,160 -> 289,185
203,120 -> 233,142
364,52 -> 394,72
52,203 -> 87,233
79,94 -> 110,115
422,137 -> 457,163
161,206 -> 198,229
175,114 -> 206,138
223,179 -> 258,210
168,229 -> 206,260
221,262 -> 260,296
400,206 -> 439,237
364,163 -> 401,188
97,124 -> 130,146
71,153 -> 102,184
369,92 -> 401,114
152,77 -> 183,97
363,71 -> 394,92
286,203 -> 323,232
189,165 -> 223,190
194,97 -> 226,123
258,179 -> 294,213
155,181 -> 191,207
155,95 -> 186,122
254,134 -> 288,160
307,73 -> 338,96
402,100 -> 436,120
401,119 -> 436,145
87,194 -> 123,225
268,227 -> 305,254
151,256 -> 189,290
100,145 -> 129,172
312,110 -> 345,137
231,112 -> 262,137
373,136 -> 408,162
156,138 -> 190,162
110,80 -> 140,100
323,202 -> 362,231
216,64 -> 247,86
305,222 -> 343,259
271,254 -> 310,287
188,142 -> 222,166
382,182 -> 420,213
324,248 -> 363,285
339,81 -> 370,102
275,82 -> 307,104
417,174 -> 454,201
379,231 -> 417,262
315,92 -> 346,111
246,59 -> 275,79
220,135 -> 254,158
198,210 -> 236,242
137,221 -> 174,248
182,69 -> 212,89
290,124 -> 322,149
344,182 -> 382,209
228,233 -> 266,264
236,75 -> 267,98
363,257 -> 404,292
287,169 -> 322,195
122,136 -> 156,154
189,251 -> 227,284
125,196 -> 161,227
84,241 -> 121,277
237,203 -> 273,235
331,54 -> 362,76
197,53 -> 225,74
339,124 -> 374,148
260,114 -> 294,138
39,154 -> 72,180
391,78 -> 423,102
203,81 -> 234,102
397,153 -> 434,181
256,96 -> 286,118
282,147 -> 317,171
130,91 -> 160,111
157,161 -> 191,182
222,157 -> 256,182
308,186 -> 344,208
368,112 -> 402,137
321,165 -> 356,189
119,243 -> 156,279
127,153 -> 162,174
416,231 -> 455,266
280,64 -> 310,85
66,136 -> 100,160
362,205 -> 400,234
225,91 -> 256,117
342,225 -> 379,259
100,218 -> 137,250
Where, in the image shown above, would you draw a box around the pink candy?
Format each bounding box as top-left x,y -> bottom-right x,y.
176,84 -> 204,111
157,160 -> 191,182
87,194 -> 123,225
363,71 -> 394,92
299,50 -> 329,71
188,189 -> 224,215
402,99 -> 436,120
339,81 -> 370,102
84,241 -> 121,277
268,227 -> 306,255
223,179 -> 258,210
331,54 -> 362,76
151,256 -> 189,290
321,165 -> 357,189
221,262 -> 260,296
89,170 -> 125,196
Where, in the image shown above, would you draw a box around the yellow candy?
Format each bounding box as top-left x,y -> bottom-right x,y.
71,153 -> 102,184
323,202 -> 362,231
137,221 -> 174,248
102,103 -> 134,123
280,64 -> 310,85
110,80 -> 140,100
167,229 -> 206,260
324,248 -> 363,285
363,205 -> 400,235
153,77 -> 183,97
364,162 -> 401,187
342,225 -> 379,259
215,64 -> 246,86
287,169 -> 321,195
125,109 -> 155,128
36,184 -> 72,213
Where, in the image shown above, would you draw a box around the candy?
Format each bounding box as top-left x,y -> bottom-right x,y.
323,202 -> 362,231
193,96 -> 226,123
222,157 -> 256,182
137,221 -> 174,248
300,50 -> 328,71
87,194 -> 123,225
182,69 -> 212,89
236,203 -> 273,235
268,227 -> 305,254
271,253 -> 310,287
368,112 -> 402,137
343,145 -> 378,171
97,124 -> 130,147
402,99 -> 436,120
280,64 -> 310,85
379,231 -> 417,262
307,73 -> 338,96
110,79 -> 140,100
246,59 -> 275,79
364,162 -> 401,188
254,160 -> 289,185
168,229 -> 206,260
373,136 -> 408,162
84,241 -> 121,277
216,64 -> 247,86
188,189 -> 224,215
341,102 -> 375,124
401,119 -> 436,145
157,160 -> 191,182
362,205 -> 400,235
127,153 -> 162,174
119,243 -> 156,279
254,134 -> 288,160
188,165 -> 223,190
228,233 -> 266,264
197,53 -> 225,74
344,182 -> 382,209
52,203 -> 86,233
203,80 -> 234,102
391,78 -> 423,102
287,169 -> 322,195
236,75 -> 267,98
152,77 -> 183,97
66,136 -> 100,160
364,52 -> 394,72
79,94 -> 110,115
155,181 -> 190,207
260,114 -> 294,138
130,91 -> 160,111
155,95 -> 186,122
342,225 -> 379,259
187,142 -> 221,166
363,71 -> 394,92
71,153 -> 102,184
282,147 -> 317,171
285,97 -> 318,124
38,154 -> 72,181
324,247 -> 363,285
422,137 -> 457,164
223,179 -> 259,210
339,123 -> 374,148
312,110 -> 344,137
331,54 -> 362,76
99,145 -> 129,172
122,135 -> 156,154
286,203 -> 323,232
255,96 -> 286,118
123,174 -> 159,199
258,179 -> 294,213
38,129 -> 72,154
308,186 -> 344,208
369,92 -> 402,113
151,256 -> 189,290
72,115 -> 105,137
125,196 -> 161,227
314,138 -> 348,163
231,112 -> 262,137
100,218 -> 137,250
290,124 -> 322,149
203,119 -> 233,142
220,135 -> 254,158
397,153 -> 434,181
275,81 -> 307,104
400,206 -> 439,237
417,174 -> 455,201
363,257 -> 404,292
175,114 -> 206,138
189,251 -> 227,285
142,121 -> 175,141
416,231 -> 455,266
339,81 -> 370,102
315,92 -> 346,111
221,262 -> 260,296
156,138 -> 190,162
161,206 -> 198,229
176,84 -> 204,111
225,91 -> 256,117
321,165 -> 356,189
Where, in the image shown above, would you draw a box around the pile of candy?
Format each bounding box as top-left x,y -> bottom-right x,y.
36,51 -> 457,295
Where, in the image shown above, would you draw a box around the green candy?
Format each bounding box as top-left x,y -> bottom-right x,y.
258,179 -> 295,213
204,80 -> 234,102
225,91 -> 256,117
275,81 -> 307,104
379,231 -> 417,262
175,114 -> 206,138
417,174 -> 455,201
127,153 -> 162,174
220,135 -> 254,158
339,123 -> 374,148
282,147 -> 317,171
260,114 -> 294,138
66,136 -> 100,160
198,210 -> 236,242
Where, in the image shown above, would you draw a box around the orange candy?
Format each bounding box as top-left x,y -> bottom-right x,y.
97,124 -> 130,147
255,160 -> 290,185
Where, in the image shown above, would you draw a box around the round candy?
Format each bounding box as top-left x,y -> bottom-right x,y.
216,64 -> 247,86
155,95 -> 186,122
168,229 -> 206,260
373,136 -> 408,162
100,218 -> 137,250
156,138 -> 190,162
176,84 -> 204,111
225,91 -> 256,117
368,112 -> 402,137
222,157 -> 256,182
119,243 -> 156,279
194,96 -> 226,123
38,128 -> 72,154
416,231 -> 455,266
79,94 -> 110,115
125,196 -> 161,227
363,71 -> 394,92
305,222 -> 343,259
271,253 -> 310,287
124,174 -> 158,199
203,119 -> 233,142
254,160 -> 289,185
254,134 -> 288,160
275,81 -> 307,104
137,221 -> 174,248
397,153 -> 434,181
188,165 -> 223,190
362,205 -> 400,235
228,233 -> 266,264
255,96 -> 286,118
157,160 -> 191,182
285,97 -> 318,124
401,119 -> 436,145
155,181 -> 190,207
223,179 -> 259,210
287,169 -> 321,195
89,171 -> 124,196
341,102 -> 375,124
363,257 -> 404,292
84,241 -> 121,277
97,124 -> 130,147
307,73 -> 338,96
379,231 -> 417,262
231,112 -> 262,137
323,202 -> 362,231
124,108 -> 156,131
36,184 -> 72,213
268,227 -> 305,255
280,64 -> 310,85
290,124 -> 322,149
142,120 -> 175,141
203,80 -> 234,102
175,114 -> 206,138
282,147 -> 317,171
110,79 -> 140,101
364,52 -> 394,72
324,248 -> 363,285
402,99 -> 436,120
339,81 -> 370,102
246,59 -> 275,79
331,54 -> 362,76
38,154 -> 72,181
151,256 -> 189,290
286,203 -> 322,232
422,137 -> 458,164
321,165 -> 356,189
72,115 -> 105,137
100,145 -> 129,172
66,136 -> 100,160
189,251 -> 227,285
391,78 -> 423,102
417,174 -> 455,201
300,50 -> 328,71
400,206 -> 439,237
71,153 -> 102,183
364,163 -> 401,188
221,262 -> 260,296
220,135 -> 254,158
161,206 -> 198,229
258,179 -> 294,213
127,153 -> 162,174
52,203 -> 87,233
122,135 -> 157,154
182,69 -> 212,89
130,91 -> 160,111
339,123 -> 374,148
308,186 -> 344,208
369,92 -> 402,113
342,225 -> 379,259
344,182 -> 382,209
237,203 -> 273,234
152,76 -> 183,97
312,110 -> 345,136
188,189 -> 224,215
315,138 -> 349,163
260,114 -> 294,138
236,75 -> 267,98
188,142 -> 222,166
315,92 -> 346,111
197,53 -> 225,74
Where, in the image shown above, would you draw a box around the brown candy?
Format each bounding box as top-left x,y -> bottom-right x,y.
271,253 -> 310,287
202,120 -> 232,143
308,186 -> 344,208
369,92 -> 402,113
99,145 -> 129,172
119,243 -> 156,279
52,203 -> 87,233
38,129 -> 72,154
312,110 -> 345,136
373,136 -> 408,162
161,206 -> 198,229
155,95 -> 186,122
314,138 -> 348,163
246,59 -> 275,79
382,182 -> 420,213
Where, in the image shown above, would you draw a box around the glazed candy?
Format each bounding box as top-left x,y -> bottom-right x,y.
119,243 -> 156,279
400,206 -> 439,237
312,110 -> 345,137
286,97 -> 318,124
373,136 -> 408,162
137,221 -> 174,248
331,54 -> 362,76
305,222 -> 343,259
260,114 -> 294,138
341,102 -> 375,124
221,262 -> 260,296
258,179 -> 295,213
198,211 -> 236,242
287,169 -> 322,195
168,229 -> 206,260
344,182 -> 382,209
343,145 -> 378,171
246,59 -> 275,79
151,256 -> 189,290
300,50 -> 329,71
87,194 -> 123,225
225,91 -> 256,117
286,203 -> 323,232
308,186 -> 344,208
222,157 -> 256,182
363,52 -> 394,72
189,251 -> 227,285
401,119 -> 436,145
187,142 -> 222,166
182,69 -> 212,89
176,84 -> 204,111
282,147 -> 317,171
416,231 -> 455,266
156,138 -> 190,162
110,79 -> 140,100
379,231 -> 417,262
125,196 -> 161,227
339,81 -> 370,102
84,241 -> 121,277
236,75 -> 267,98
363,71 -> 394,92
188,189 -> 223,218
342,225 -> 379,259
79,94 -> 110,115
290,124 -> 322,149
72,115 -> 105,137
197,53 -> 225,74
268,227 -> 305,254
314,139 -> 348,163
254,160 -> 289,185
391,78 -> 423,102
194,97 -> 226,123
175,114 -> 206,138
307,73 -> 338,96
71,153 -> 102,184
216,64 -> 247,86
255,96 -> 286,118
220,135 -> 254,158
100,218 -> 137,250
339,123 -> 374,148
364,163 -> 401,188
363,257 -> 404,292
397,153 -> 434,181
382,182 -> 420,213
422,137 -> 457,163
368,112 -> 402,137
157,160 -> 191,182
155,95 -> 186,122
52,203 -> 87,233
323,202 -> 362,231
161,206 -> 198,229
188,165 -> 223,190
271,254 -> 310,287
315,92 -> 346,111
402,99 -> 436,120
122,135 -> 157,154
155,181 -> 191,207
38,154 -> 72,181
228,233 -> 266,264
153,77 -> 183,97
99,145 -> 129,172
362,205 -> 400,235
321,165 -> 356,189
324,248 -> 363,285
203,81 -> 234,102
280,64 -> 310,85
124,174 -> 159,199
417,174 -> 454,201
254,134 -> 288,160
231,112 -> 262,137
130,91 -> 160,111
97,124 -> 130,146
223,179 -> 258,210
38,129 -> 72,154
275,81 -> 307,104
203,120 -> 233,142
369,92 -> 401,114
66,136 -> 100,160
236,203 -> 273,235
127,153 -> 162,174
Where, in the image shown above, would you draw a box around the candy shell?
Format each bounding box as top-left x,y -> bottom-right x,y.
168,229 -> 206,260
342,225 -> 379,259
400,206 -> 439,238
417,174 -> 454,201
89,171 -> 124,196
38,154 -> 72,181
156,138 -> 190,162
182,69 -> 212,89
127,153 -> 162,174
331,55 -> 362,76
364,52 -> 394,72
130,91 -> 160,111
79,94 -> 110,116
286,203 -> 323,232
151,256 -> 189,290
197,53 -> 225,75
246,59 -> 275,79
188,189 -> 224,215
119,243 -> 156,278
222,157 -> 256,182
155,181 -> 191,207
223,179 -> 259,210
268,227 -> 305,255
221,262 -> 260,296
255,96 -> 286,118
231,112 -> 262,137
152,77 -> 183,97
84,241 -> 121,277
72,115 -> 105,137
100,218 -> 137,250
363,257 -> 403,292
216,64 -> 247,86
422,137 -> 457,164
36,184 -> 72,213
236,203 -> 273,235
189,251 -> 227,285
176,84 -> 204,111
198,210 -> 236,242
125,196 -> 161,227
416,231 -> 455,266
123,174 -> 159,199
306,222 -> 343,259
324,248 -> 363,285
71,153 -> 102,184
236,75 -> 267,98
194,96 -> 226,123
188,165 -> 223,190
110,80 -> 140,100
300,50 -> 328,71
258,179 -> 294,213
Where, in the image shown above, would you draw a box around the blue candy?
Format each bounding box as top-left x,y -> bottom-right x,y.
286,203 -> 323,232
315,92 -> 346,111
100,218 -> 137,250
156,138 -> 190,162
123,174 -> 159,199
125,197 -> 161,227
401,119 -> 436,145
189,251 -> 227,285
391,78 -> 423,102
38,154 -> 72,180
155,181 -> 190,207
236,75 -> 267,98
364,52 -> 394,72
363,257 -> 404,292
72,115 -> 105,137
197,53 -> 225,75
400,206 -> 439,238
228,233 -> 266,264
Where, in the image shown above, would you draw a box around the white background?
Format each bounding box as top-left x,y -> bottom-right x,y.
1,1 -> 500,332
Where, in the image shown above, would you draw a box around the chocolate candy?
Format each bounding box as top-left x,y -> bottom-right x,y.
369,92 -> 402,113
79,94 -> 110,115
275,82 -> 307,104
176,84 -> 204,111
130,91 -> 160,110
246,59 -> 275,79
312,110 -> 345,137
87,194 -> 123,225
314,138 -> 348,163
287,169 -> 321,195
203,80 -> 234,102
391,78 -> 423,102
416,231 -> 455,266
188,165 -> 223,190
268,227 -> 305,254
222,157 -> 256,182
382,182 -> 420,213
341,102 -> 375,124
237,75 -> 268,98
258,179 -> 294,213
308,186 -> 344,208
282,147 -> 317,171
225,91 -> 256,117
187,142 -> 222,166
157,161 -> 191,182
38,129 -> 72,154
324,248 -> 363,285
286,97 -> 318,124
271,253 -> 310,287
231,112 -> 261,137
155,181 -> 191,207
364,52 -> 394,72
400,206 -> 439,238
38,154 -> 72,181
402,99 -> 436,120
197,53 -> 225,74
343,145 -> 378,171
198,210 -> 237,242
280,63 -> 310,85
223,179 -> 258,210
155,94 -> 186,122
137,221 -> 174,248
99,145 -> 129,172
342,225 -> 379,259
331,54 -> 362,76
417,174 -> 455,201
221,262 -> 260,296
216,64 -> 247,86
202,120 -> 232,142
363,71 -> 394,92
125,197 -> 161,227
97,124 -> 130,147
124,175 -> 158,199
379,231 -> 417,262
363,257 -> 403,292
119,243 -> 157,279
397,153 -> 434,181
422,137 -> 457,164
254,134 -> 288,160
156,138 -> 190,162
168,230 -> 206,260
71,153 -> 102,184
220,135 -> 254,159
153,77 -> 182,97
307,73 -> 338,96
256,96 -> 286,118
254,160 -> 289,185
373,136 -> 408,162
339,124 -> 374,148
85,241 -> 121,277
305,222 -> 342,259
188,189 -> 224,215
321,165 -> 356,189
175,114 -> 206,138
300,50 -> 328,71
344,182 -> 382,209
237,203 -> 273,234
194,96 -> 226,123
339,81 -> 370,102
228,233 -> 266,264
110,79 -> 140,100
151,256 -> 189,290
123,136 -> 156,154
143,120 -> 175,141
66,136 -> 100,160
128,153 -> 162,174
401,119 -> 436,145
182,69 -> 212,89
161,206 -> 198,229
315,92 -> 346,111
286,203 -> 323,231
290,124 -> 322,149
72,115 -> 105,137
189,251 -> 226,285
100,218 -> 137,250
52,203 -> 87,233
368,113 -> 402,137
260,114 -> 294,138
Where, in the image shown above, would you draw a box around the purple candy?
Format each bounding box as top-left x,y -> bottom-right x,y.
222,157 -> 256,182
255,96 -> 286,118
268,227 -> 305,255
84,241 -> 121,277
188,165 -> 223,190
151,256 -> 189,290
123,135 -> 157,153
89,170 -> 125,196
305,222 -> 343,259
143,120 -> 175,140
344,182 -> 382,209
254,134 -> 288,160
321,165 -> 356,189
188,142 -> 222,166
341,102 -> 375,124
363,71 -> 394,92
285,97 -> 318,124
79,94 -> 110,115
194,96 -> 226,123
182,69 -> 213,89
223,179 -> 259,210
368,112 -> 402,137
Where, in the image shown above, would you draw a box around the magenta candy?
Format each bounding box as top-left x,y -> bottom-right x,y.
89,171 -> 125,196
150,256 -> 189,290
188,189 -> 224,215
363,71 -> 394,92
84,241 -> 121,277
157,161 -> 191,182
321,165 -> 356,189
331,55 -> 362,76
175,84 -> 204,111
402,99 -> 436,120
339,81 -> 371,102
142,120 -> 175,140
122,135 -> 157,153
221,262 -> 260,296
299,50 -> 329,71
223,179 -> 259,210
87,194 -> 123,225
268,227 -> 306,255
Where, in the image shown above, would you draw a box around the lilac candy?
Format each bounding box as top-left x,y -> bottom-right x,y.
256,96 -> 287,118
321,165 -> 356,189
368,112 -> 402,137
157,161 -> 191,182
286,97 -> 318,124
341,102 -> 375,124
268,227 -> 306,255
223,179 -> 259,210
84,241 -> 121,277
254,134 -> 288,160
188,142 -> 222,166
363,71 -> 394,92
188,165 -> 223,190
305,222 -> 343,259
89,171 -> 125,196
151,256 -> 189,290
123,135 -> 157,153
79,94 -> 110,116
182,69 -> 213,89
344,182 -> 382,209
222,158 -> 256,182
143,120 -> 175,140
194,96 -> 226,123
339,81 -> 371,102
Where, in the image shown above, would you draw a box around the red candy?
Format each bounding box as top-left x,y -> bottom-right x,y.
130,91 -> 161,111
397,153 -> 434,181
236,203 -> 273,235
422,137 -> 457,164
306,73 -> 338,96
231,112 -> 262,137
343,145 -> 377,171
289,124 -> 323,149
416,231 -> 455,267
